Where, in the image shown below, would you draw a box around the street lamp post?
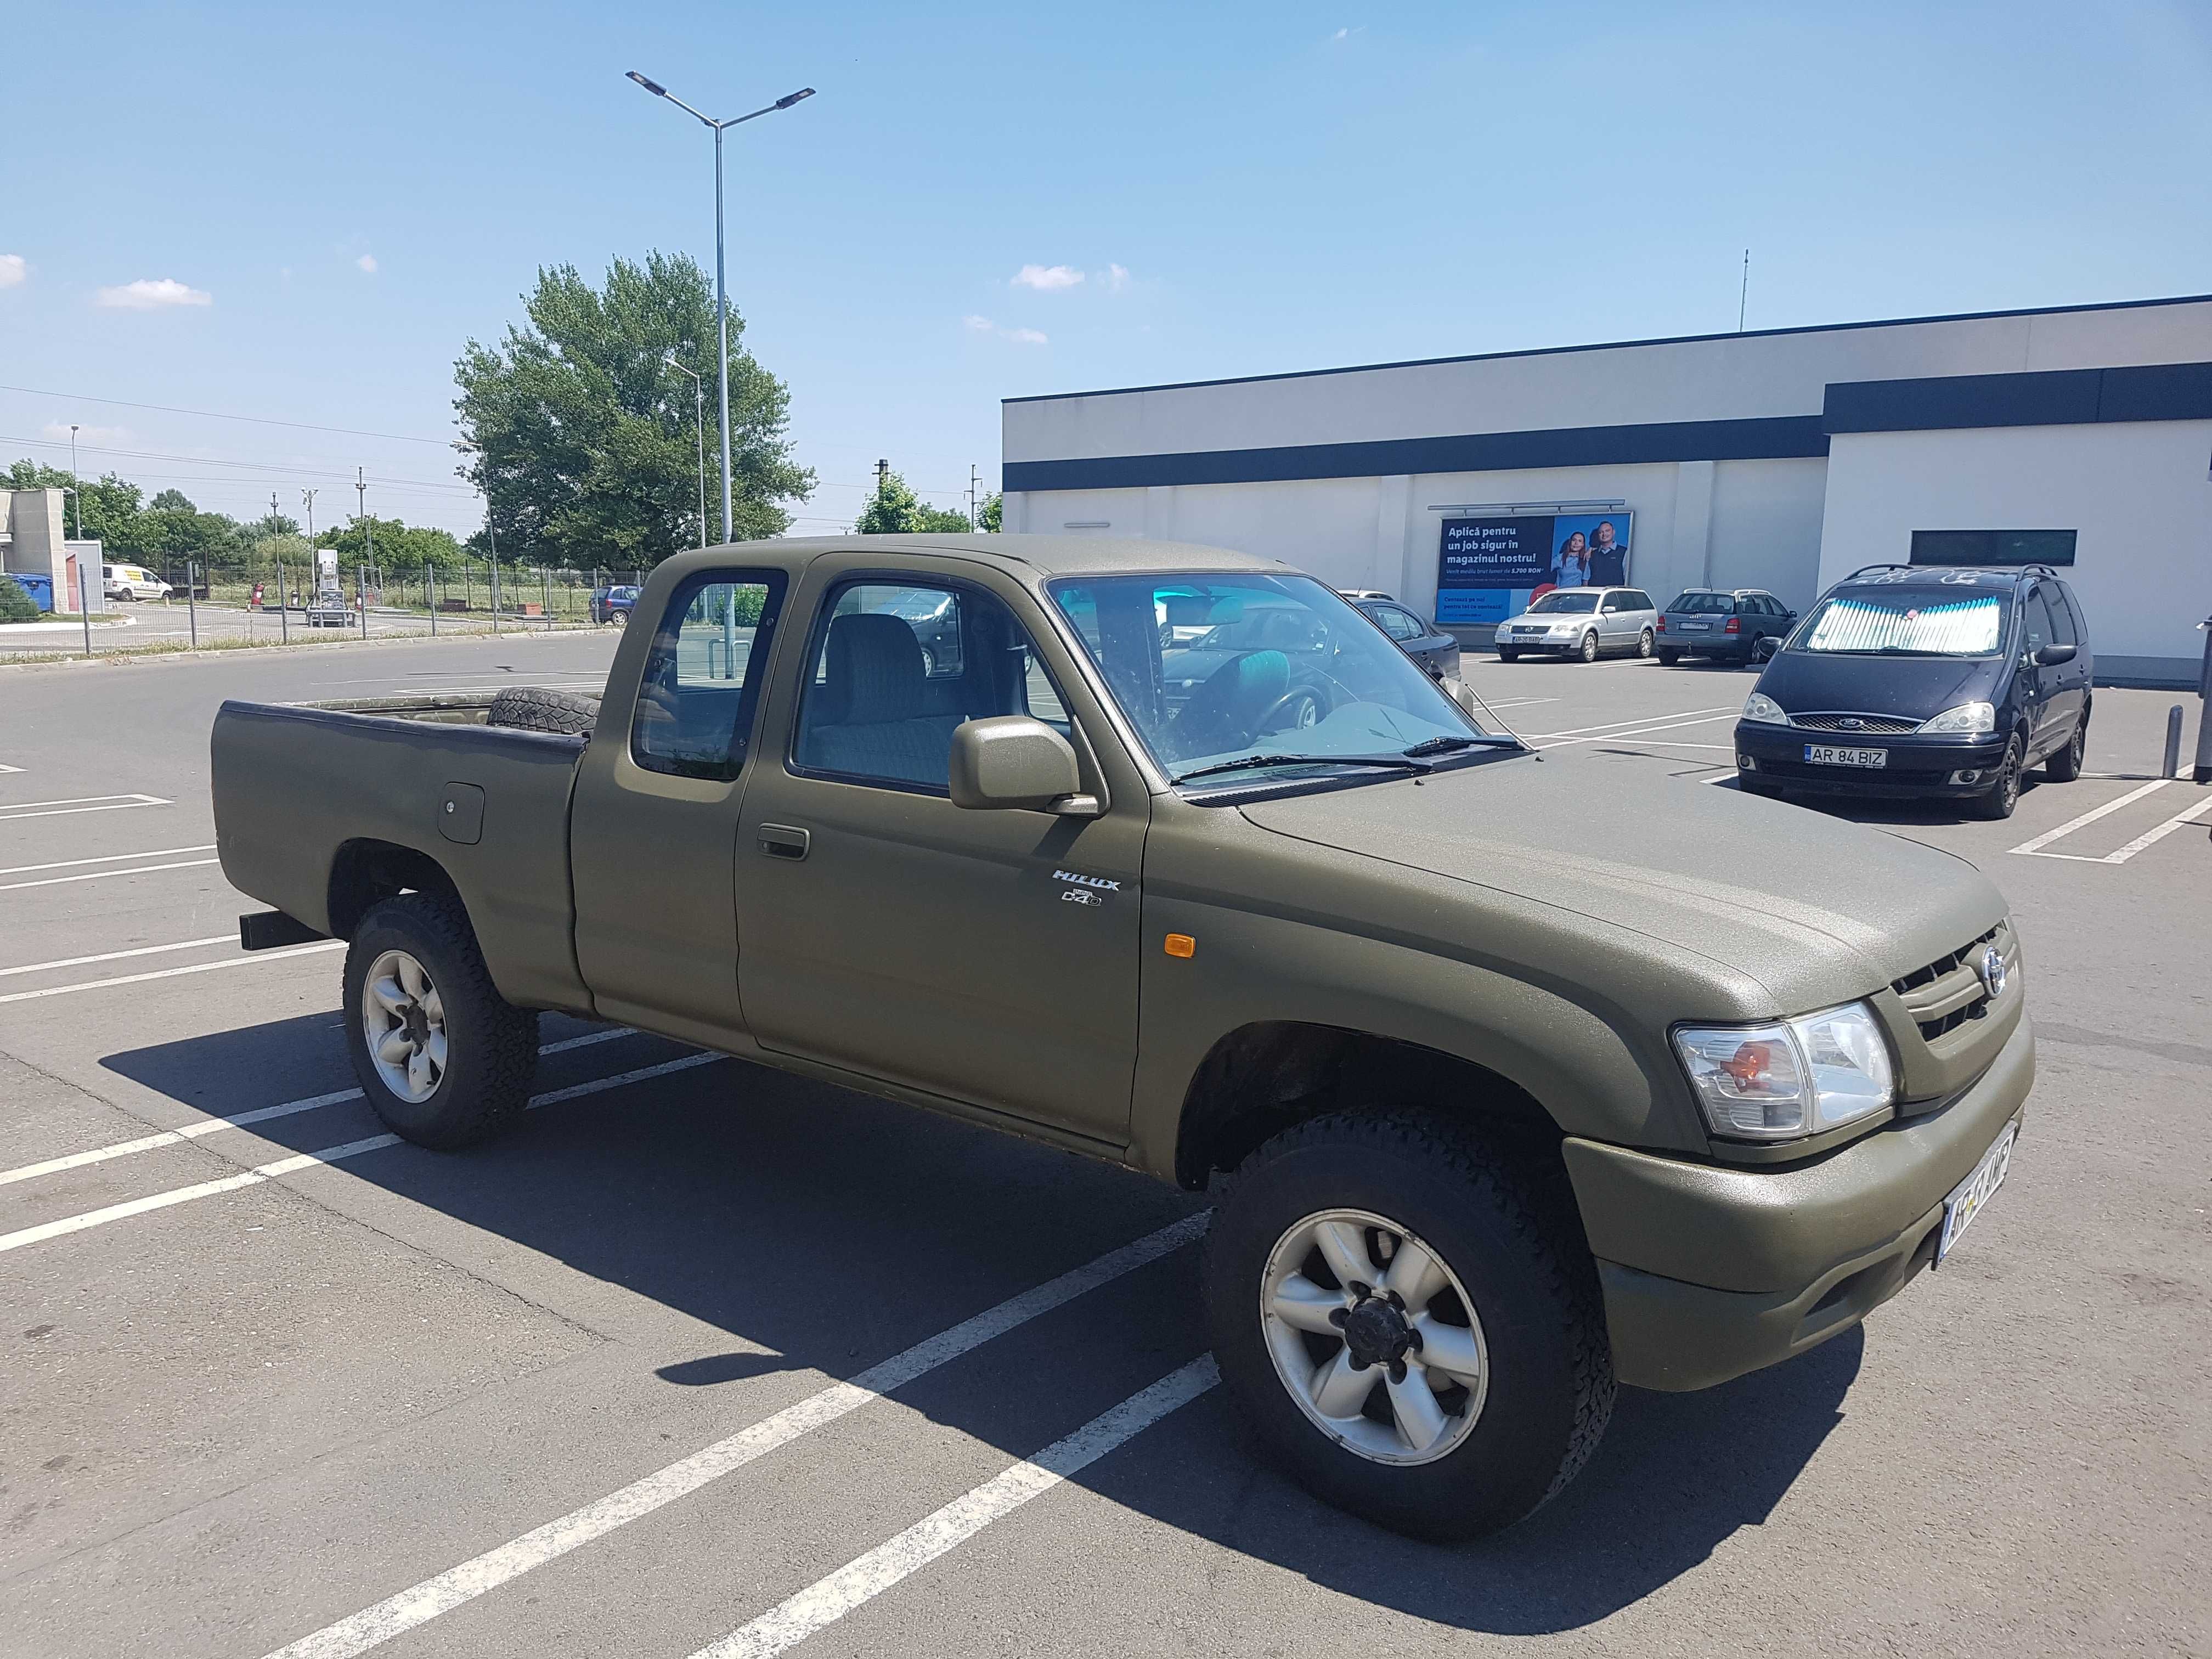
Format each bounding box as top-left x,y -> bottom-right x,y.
625,71 -> 814,548
665,355 -> 709,550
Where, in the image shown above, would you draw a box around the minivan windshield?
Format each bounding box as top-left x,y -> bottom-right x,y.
1526,591 -> 1600,614
1796,590 -> 2007,657
1048,572 -> 1504,788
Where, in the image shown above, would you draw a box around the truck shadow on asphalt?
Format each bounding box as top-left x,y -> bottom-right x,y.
104,1014 -> 1855,1635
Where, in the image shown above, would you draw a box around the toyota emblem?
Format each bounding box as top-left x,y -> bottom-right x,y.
1977,945 -> 2008,1000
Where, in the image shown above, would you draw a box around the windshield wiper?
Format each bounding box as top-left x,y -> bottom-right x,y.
1171,752 -> 1435,785
1401,734 -> 1504,756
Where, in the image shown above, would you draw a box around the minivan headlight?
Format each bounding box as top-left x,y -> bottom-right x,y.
1741,692 -> 1788,725
1920,701 -> 1996,735
1672,1002 -> 1896,1141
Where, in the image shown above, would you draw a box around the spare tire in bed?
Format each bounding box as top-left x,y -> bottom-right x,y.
487,686 -> 600,735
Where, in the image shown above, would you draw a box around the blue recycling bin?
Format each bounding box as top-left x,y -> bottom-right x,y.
5,572 -> 53,612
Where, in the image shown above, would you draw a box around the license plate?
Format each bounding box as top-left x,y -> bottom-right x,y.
1804,744 -> 1887,768
1679,621 -> 1711,631
1936,1120 -> 2018,1266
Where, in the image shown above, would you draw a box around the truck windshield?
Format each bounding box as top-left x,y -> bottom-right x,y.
1798,591 -> 2006,657
1048,572 -> 1501,787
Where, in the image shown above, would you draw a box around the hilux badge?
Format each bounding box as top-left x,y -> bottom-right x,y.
1977,945 -> 2007,999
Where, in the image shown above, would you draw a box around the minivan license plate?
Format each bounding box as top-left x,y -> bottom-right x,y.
1936,1120 -> 2018,1266
1804,744 -> 1887,768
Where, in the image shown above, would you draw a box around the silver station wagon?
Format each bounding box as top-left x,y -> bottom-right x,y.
1493,586 -> 1658,663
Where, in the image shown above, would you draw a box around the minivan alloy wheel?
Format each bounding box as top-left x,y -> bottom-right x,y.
1260,1207 -> 1491,1465
362,949 -> 447,1103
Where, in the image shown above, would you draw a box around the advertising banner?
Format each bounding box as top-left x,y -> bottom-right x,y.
1435,510 -> 1634,625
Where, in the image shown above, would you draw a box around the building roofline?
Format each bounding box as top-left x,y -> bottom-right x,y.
1002,292 -> 2212,407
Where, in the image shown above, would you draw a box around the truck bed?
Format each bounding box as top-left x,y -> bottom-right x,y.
211,694 -> 594,1013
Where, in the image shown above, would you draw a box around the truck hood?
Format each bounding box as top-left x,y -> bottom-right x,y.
1237,756 -> 2006,1013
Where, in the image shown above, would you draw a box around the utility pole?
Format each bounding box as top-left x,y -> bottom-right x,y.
271,492 -> 290,644
969,464 -> 979,531
1737,249 -> 1750,333
356,465 -> 373,573
876,458 -> 889,511
69,425 -> 81,537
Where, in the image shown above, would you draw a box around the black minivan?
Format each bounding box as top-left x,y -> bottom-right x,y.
1733,563 -> 2092,819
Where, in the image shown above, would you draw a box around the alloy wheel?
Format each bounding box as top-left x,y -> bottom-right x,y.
362,948 -> 448,1103
1579,631 -> 1598,663
1260,1208 -> 1490,1465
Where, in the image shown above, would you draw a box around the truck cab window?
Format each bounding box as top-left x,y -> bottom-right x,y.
630,572 -> 786,782
792,580 -> 1071,793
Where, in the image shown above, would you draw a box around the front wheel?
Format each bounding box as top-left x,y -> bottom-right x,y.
1203,1111 -> 1613,1541
1496,648 -> 1520,663
1967,736 -> 2025,821
1577,631 -> 1599,664
343,892 -> 538,1149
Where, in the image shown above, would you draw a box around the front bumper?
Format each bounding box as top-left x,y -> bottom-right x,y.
1562,1013 -> 2034,1391
1734,721 -> 2007,796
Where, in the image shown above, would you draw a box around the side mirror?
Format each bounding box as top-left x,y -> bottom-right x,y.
949,716 -> 1094,814
2035,643 -> 2077,667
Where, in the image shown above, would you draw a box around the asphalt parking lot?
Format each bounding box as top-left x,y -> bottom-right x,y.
2,634 -> 2207,1658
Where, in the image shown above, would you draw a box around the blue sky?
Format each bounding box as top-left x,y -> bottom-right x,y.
3,0 -> 2207,539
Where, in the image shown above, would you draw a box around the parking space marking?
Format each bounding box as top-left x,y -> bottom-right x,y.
258,1212 -> 1209,1659
0,761 -> 21,774
0,933 -> 235,978
1536,712 -> 1736,751
2014,791 -> 2212,865
0,856 -> 221,893
0,1051 -> 720,1256
1525,706 -> 1735,738
0,940 -> 346,1006
0,793 -> 171,822
0,1028 -> 636,1189
0,843 -> 219,879
691,1357 -> 1220,1659
2005,779 -> 2170,856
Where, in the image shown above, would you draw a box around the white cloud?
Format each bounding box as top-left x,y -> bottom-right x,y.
1105,263 -> 1131,292
1012,263 -> 1084,291
356,253 -> 378,274
963,314 -> 1048,346
0,254 -> 26,289
95,278 -> 212,310
42,421 -> 129,444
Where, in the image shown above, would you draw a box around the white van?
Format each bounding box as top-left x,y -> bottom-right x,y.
103,563 -> 173,602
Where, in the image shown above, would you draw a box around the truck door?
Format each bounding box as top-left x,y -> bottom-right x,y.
569,567 -> 789,1047
735,561 -> 1145,1145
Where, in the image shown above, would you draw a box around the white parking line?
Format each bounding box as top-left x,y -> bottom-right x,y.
0,940 -> 345,1006
2005,779 -> 2170,856
0,762 -> 21,774
2016,792 -> 2212,865
257,1213 -> 1210,1659
0,934 -> 234,978
1524,706 -> 1735,739
0,1028 -> 635,1188
0,843 -> 218,878
1536,713 -> 1736,751
0,793 -> 171,822
0,856 -> 221,893
0,1051 -> 719,1256
691,1357 -> 1220,1659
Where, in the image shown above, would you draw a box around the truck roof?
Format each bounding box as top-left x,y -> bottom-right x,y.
677,533 -> 1289,582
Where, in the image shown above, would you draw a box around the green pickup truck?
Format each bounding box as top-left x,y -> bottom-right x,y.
211,534 -> 2031,1539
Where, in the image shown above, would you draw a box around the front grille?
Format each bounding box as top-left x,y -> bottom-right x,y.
1893,925 -> 2004,1041
1791,712 -> 1922,734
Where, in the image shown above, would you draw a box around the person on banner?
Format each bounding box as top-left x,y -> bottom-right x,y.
1551,532 -> 1591,589
1588,520 -> 1628,586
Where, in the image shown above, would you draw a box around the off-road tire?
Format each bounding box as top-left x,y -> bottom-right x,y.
1967,735 -> 2025,821
1202,1110 -> 1614,1541
1577,630 -> 1600,664
487,686 -> 600,736
1656,647 -> 1680,666
2045,712 -> 2087,782
343,893 -> 538,1149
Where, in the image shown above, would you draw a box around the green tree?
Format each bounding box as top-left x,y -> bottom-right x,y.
324,515 -> 468,572
978,492 -> 1002,532
453,251 -> 812,567
0,575 -> 39,622
4,460 -> 150,552
149,489 -> 198,512
855,467 -> 975,534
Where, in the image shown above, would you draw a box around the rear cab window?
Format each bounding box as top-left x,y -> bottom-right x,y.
630,570 -> 788,781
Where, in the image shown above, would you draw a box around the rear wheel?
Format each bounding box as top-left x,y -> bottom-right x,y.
1637,628 -> 1655,659
1203,1111 -> 1613,1541
1577,631 -> 1599,664
343,893 -> 537,1149
2045,712 -> 2087,781
1967,736 -> 2025,821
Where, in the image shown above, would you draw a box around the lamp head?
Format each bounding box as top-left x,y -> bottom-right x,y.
626,70 -> 668,97
775,87 -> 816,109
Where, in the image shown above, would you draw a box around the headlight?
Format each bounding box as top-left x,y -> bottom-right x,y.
1741,691 -> 1789,725
1920,701 -> 1995,735
1672,1002 -> 1896,1141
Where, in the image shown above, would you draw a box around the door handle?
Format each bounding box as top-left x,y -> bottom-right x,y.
758,824 -> 811,861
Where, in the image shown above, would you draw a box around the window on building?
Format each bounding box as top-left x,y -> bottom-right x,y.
1909,529 -> 2077,567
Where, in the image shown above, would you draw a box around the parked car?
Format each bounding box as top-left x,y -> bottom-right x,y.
103,563 -> 173,602
213,534 -> 2031,1543
1493,587 -> 1658,662
589,584 -> 641,625
1734,562 -> 2092,819
1656,588 -> 1796,667
1353,597 -> 1460,679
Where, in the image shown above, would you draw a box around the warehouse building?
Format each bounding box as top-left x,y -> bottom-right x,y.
1001,294 -> 2212,685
